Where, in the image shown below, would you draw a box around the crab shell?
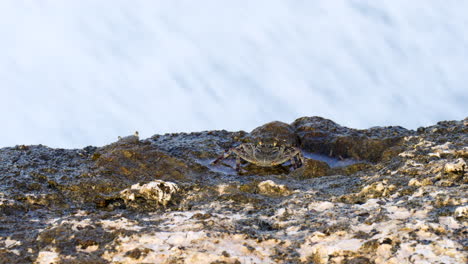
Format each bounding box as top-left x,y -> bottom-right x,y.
232,143 -> 303,167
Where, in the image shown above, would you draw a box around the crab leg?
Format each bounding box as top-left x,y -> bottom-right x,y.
296,151 -> 305,168
291,148 -> 305,169
291,155 -> 298,169
212,148 -> 243,173
211,149 -> 234,165
236,155 -> 241,172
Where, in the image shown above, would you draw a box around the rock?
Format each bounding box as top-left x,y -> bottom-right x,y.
444,158 -> 466,173
94,138 -> 195,182
291,116 -> 412,162
330,162 -> 371,176
257,180 -> 292,196
454,205 -> 467,218
1,117 -> 467,263
290,159 -> 330,179
120,180 -> 180,209
64,138 -> 204,210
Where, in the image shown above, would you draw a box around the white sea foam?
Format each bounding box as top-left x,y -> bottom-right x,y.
1,1 -> 467,148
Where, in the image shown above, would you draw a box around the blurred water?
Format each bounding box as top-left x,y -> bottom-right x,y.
303,152 -> 360,168
0,1 -> 467,148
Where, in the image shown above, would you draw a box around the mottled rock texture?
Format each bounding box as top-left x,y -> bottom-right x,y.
0,117 -> 466,264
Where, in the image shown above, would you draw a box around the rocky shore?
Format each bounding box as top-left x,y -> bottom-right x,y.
0,116 -> 466,264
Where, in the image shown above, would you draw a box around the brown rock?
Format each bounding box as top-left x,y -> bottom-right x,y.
290,159 -> 330,179
291,116 -> 411,162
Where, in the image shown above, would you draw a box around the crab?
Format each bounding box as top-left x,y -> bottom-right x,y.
211,139 -> 305,173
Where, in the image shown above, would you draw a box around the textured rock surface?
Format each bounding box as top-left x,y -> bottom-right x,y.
0,116 -> 466,264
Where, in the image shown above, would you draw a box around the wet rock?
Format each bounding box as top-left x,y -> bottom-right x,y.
0,145 -> 92,214
149,130 -> 243,162
292,116 -> 412,162
239,163 -> 290,176
290,159 -> 330,179
330,162 -> 371,176
1,117 -> 467,263
42,138 -> 205,211
94,138 -> 196,182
